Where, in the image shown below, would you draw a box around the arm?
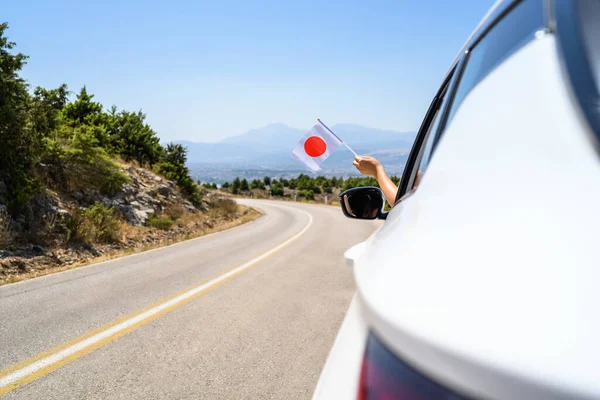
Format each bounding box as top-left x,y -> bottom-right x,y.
353,155 -> 398,205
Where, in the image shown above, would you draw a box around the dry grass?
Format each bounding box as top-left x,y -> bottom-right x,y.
164,203 -> 184,220
1,206 -> 261,286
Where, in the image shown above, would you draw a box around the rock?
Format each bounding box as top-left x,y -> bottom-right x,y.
157,184 -> 171,197
118,205 -> 154,226
82,243 -> 100,257
73,192 -> 83,201
123,184 -> 136,196
53,207 -> 71,219
30,244 -> 46,255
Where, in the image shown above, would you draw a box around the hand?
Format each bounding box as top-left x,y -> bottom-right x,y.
353,155 -> 382,178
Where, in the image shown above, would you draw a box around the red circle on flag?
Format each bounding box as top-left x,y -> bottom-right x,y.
304,136 -> 327,157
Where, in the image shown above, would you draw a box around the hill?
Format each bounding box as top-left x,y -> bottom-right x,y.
0,23 -> 255,284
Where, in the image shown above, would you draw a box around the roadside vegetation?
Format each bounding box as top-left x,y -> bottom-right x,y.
0,23 -> 259,284
0,22 -> 200,217
219,174 -> 401,204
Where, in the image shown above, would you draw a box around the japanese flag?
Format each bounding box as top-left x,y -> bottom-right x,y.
291,123 -> 343,172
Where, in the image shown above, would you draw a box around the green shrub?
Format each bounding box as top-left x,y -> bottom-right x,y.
84,203 -> 120,243
65,210 -> 90,243
157,143 -> 202,206
146,214 -> 174,230
66,204 -> 120,244
231,178 -> 241,194
60,126 -> 129,195
302,190 -> 314,200
250,179 -> 265,190
270,183 -> 284,197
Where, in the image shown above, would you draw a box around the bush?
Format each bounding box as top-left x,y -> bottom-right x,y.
231,178 -> 241,194
164,203 -> 184,220
59,126 -> 130,195
66,203 -> 120,244
146,214 -> 174,230
301,190 -> 314,200
213,197 -> 238,214
157,143 -> 202,206
65,210 -> 89,244
250,179 -> 265,190
84,203 -> 120,243
270,183 -> 284,197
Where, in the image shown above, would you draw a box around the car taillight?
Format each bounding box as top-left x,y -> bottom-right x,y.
359,333 -> 470,400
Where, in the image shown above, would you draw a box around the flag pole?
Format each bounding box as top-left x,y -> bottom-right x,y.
317,118 -> 358,156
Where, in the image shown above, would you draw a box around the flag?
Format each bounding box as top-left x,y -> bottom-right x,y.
291,121 -> 343,172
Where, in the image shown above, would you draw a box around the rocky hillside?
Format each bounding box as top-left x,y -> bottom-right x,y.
0,24 -> 261,284
0,164 -> 257,285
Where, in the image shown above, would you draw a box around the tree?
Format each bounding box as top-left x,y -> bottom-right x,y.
0,22 -> 37,212
240,178 -> 249,191
157,143 -> 201,205
250,179 -> 265,190
263,176 -> 271,186
280,178 -> 289,187
63,86 -> 103,125
302,190 -> 314,200
107,110 -> 163,166
270,183 -> 284,196
232,178 -> 241,194
322,180 -> 332,194
221,181 -> 231,189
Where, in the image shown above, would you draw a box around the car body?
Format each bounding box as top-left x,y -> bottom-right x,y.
313,0 -> 600,399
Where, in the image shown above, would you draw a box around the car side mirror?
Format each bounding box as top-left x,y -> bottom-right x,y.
340,187 -> 387,220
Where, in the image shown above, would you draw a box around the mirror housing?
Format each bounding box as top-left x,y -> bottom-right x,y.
340,187 -> 387,220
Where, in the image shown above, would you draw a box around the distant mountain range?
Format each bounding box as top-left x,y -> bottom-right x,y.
177,123 -> 416,176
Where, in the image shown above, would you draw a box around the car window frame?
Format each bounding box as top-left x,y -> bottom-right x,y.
554,0 -> 600,142
395,67 -> 458,204
396,0 -> 548,204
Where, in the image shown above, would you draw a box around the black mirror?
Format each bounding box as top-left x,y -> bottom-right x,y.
340,187 -> 387,220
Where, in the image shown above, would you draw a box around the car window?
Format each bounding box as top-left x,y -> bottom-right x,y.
556,0 -> 600,139
395,73 -> 454,203
444,0 -> 545,125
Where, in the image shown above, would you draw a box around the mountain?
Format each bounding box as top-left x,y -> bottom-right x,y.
178,123 -> 415,164
220,123 -> 306,152
177,123 -> 415,182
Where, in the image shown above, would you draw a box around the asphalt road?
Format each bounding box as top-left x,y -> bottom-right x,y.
0,200 -> 380,399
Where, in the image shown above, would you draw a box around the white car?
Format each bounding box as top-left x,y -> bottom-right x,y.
314,0 -> 600,399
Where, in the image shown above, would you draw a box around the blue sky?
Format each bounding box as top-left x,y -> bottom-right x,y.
5,0 -> 492,142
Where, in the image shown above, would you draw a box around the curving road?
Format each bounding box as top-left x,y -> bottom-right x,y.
0,200 -> 380,399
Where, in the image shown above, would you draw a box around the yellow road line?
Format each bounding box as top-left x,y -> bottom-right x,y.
0,208 -> 313,396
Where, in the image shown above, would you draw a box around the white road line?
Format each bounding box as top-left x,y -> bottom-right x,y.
0,208 -> 313,390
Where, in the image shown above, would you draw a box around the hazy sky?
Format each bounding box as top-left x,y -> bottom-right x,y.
5,0 -> 492,142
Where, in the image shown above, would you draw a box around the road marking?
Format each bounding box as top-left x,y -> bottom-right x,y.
0,207 -> 313,396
